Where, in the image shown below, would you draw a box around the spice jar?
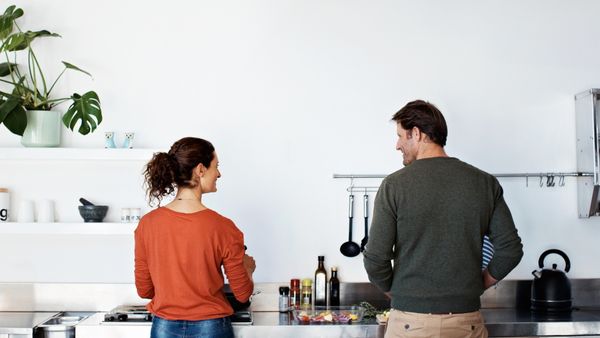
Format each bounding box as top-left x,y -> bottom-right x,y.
289,279 -> 300,309
301,278 -> 312,307
279,286 -> 290,312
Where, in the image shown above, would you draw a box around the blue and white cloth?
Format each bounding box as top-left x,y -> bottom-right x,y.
482,235 -> 494,270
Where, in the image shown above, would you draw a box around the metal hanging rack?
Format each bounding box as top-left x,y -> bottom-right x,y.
345,186 -> 379,193
333,175 -> 384,193
334,172 -> 594,189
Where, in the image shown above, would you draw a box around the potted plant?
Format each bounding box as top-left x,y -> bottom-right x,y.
0,5 -> 102,147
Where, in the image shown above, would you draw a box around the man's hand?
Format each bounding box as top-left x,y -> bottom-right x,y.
482,269 -> 498,289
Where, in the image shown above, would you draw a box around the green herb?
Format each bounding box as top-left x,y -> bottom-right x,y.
359,301 -> 379,318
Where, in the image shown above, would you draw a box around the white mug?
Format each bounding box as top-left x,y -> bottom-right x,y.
17,200 -> 35,222
37,199 -> 55,223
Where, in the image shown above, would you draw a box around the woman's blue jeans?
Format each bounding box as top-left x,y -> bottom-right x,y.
150,315 -> 234,338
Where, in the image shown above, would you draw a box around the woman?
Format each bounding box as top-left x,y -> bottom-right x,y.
135,137 -> 256,338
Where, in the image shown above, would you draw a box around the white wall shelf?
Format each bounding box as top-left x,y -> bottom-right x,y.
0,148 -> 160,161
0,222 -> 137,234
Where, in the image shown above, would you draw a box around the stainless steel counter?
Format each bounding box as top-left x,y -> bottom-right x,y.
2,280 -> 600,337
0,312 -> 56,336
75,309 -> 600,338
238,312 -> 383,338
76,313 -> 149,338
76,312 -> 383,338
483,307 -> 600,337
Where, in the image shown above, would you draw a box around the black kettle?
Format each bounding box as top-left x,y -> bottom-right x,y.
530,249 -> 572,312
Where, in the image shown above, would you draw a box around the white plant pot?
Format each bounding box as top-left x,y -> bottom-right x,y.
21,110 -> 62,147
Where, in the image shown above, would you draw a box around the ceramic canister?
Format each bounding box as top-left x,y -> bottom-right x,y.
0,188 -> 9,222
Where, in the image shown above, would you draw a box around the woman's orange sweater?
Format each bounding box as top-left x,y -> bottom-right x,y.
134,207 -> 253,320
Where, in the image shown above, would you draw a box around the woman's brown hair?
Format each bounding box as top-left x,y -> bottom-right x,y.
144,137 -> 215,206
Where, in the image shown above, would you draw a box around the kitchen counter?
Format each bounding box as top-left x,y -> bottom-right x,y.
75,308 -> 600,338
483,307 -> 600,337
76,312 -> 382,338
0,312 -> 56,335
3,280 -> 599,337
238,312 -> 383,337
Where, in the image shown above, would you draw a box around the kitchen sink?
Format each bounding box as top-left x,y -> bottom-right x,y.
34,312 -> 94,338
41,316 -> 81,325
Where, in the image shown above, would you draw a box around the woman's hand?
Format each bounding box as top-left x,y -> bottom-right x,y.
243,254 -> 256,276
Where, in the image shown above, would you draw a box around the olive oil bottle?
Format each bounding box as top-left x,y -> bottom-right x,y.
329,267 -> 340,306
314,256 -> 327,306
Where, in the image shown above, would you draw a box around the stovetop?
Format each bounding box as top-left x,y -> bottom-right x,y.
104,305 -> 152,322
102,305 -> 252,325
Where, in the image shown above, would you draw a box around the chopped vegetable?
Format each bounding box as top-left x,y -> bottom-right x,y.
295,309 -> 362,323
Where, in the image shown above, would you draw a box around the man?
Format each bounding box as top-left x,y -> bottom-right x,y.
363,100 -> 523,338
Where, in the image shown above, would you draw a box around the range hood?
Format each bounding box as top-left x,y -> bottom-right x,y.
575,89 -> 600,218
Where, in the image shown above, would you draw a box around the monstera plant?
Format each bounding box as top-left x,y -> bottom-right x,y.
0,5 -> 102,141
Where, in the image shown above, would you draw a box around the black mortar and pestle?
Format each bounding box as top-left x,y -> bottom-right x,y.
78,197 -> 109,222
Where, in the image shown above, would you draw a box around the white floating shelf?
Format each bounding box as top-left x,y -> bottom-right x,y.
0,222 -> 137,234
0,148 -> 160,161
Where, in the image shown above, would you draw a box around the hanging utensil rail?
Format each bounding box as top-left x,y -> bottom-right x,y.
334,172 -> 594,188
346,186 -> 379,193
333,174 -> 388,179
334,172 -> 593,179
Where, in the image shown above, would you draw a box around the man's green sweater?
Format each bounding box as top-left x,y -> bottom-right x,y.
363,157 -> 523,313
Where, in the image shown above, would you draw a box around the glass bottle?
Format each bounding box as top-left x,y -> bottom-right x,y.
301,278 -> 312,307
289,279 -> 301,309
314,256 -> 327,306
329,266 -> 340,306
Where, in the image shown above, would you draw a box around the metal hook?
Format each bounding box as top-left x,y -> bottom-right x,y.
539,175 -> 544,187
559,175 -> 565,187
546,174 -> 555,187
525,174 -> 529,188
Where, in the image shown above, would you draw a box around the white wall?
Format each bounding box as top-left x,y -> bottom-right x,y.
1,0 -> 600,283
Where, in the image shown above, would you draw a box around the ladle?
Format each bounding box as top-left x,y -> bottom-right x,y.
360,193 -> 369,252
340,194 -> 361,257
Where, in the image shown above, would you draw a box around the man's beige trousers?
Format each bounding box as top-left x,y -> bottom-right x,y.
384,309 -> 488,338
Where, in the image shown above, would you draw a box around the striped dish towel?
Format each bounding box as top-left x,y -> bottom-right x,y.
482,235 -> 494,270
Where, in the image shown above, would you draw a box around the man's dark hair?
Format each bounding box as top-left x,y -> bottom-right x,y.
391,100 -> 447,147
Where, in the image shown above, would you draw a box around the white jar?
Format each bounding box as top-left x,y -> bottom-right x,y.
121,208 -> 131,223
0,188 -> 9,222
130,208 -> 141,222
